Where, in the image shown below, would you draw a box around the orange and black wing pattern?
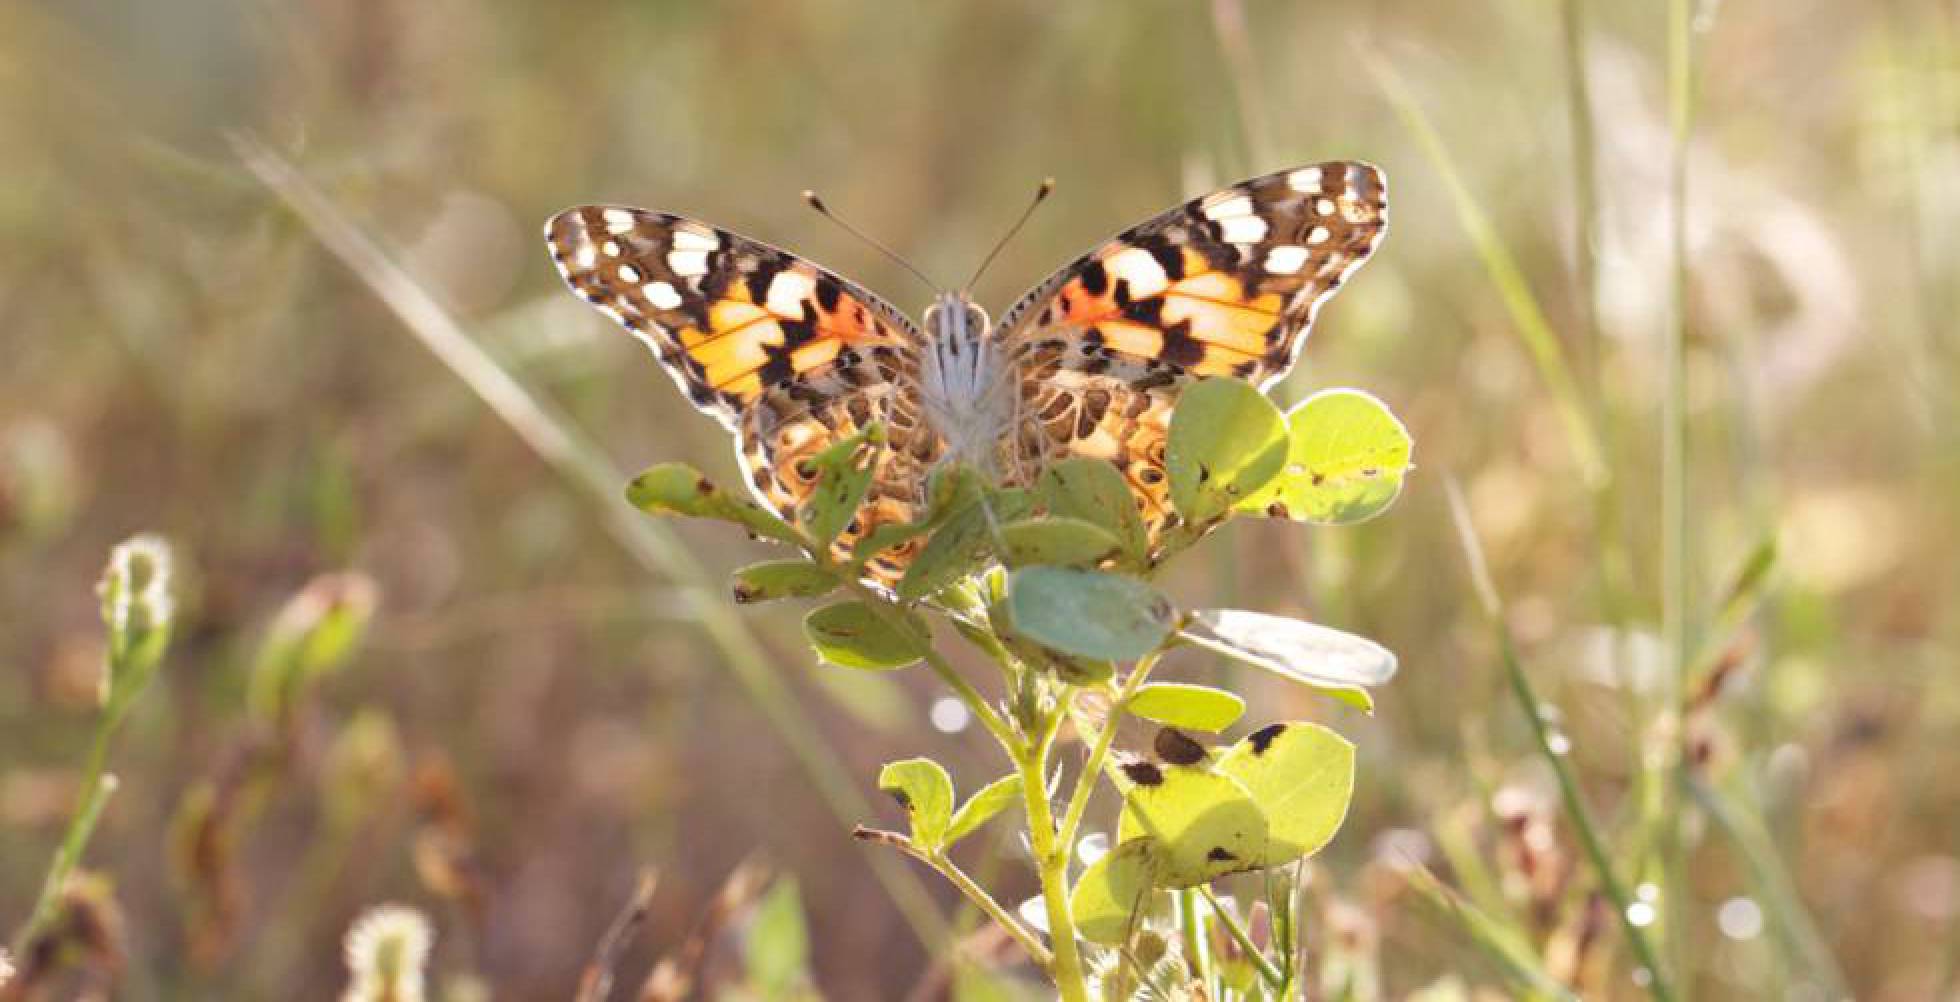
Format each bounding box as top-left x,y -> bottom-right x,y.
545,207 -> 939,569
997,162 -> 1388,539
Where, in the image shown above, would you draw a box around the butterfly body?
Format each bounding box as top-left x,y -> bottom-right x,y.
547,162 -> 1387,581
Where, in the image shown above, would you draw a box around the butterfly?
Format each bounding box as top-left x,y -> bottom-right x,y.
545,162 -> 1387,583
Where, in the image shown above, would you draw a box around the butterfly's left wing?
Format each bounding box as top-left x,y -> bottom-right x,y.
546,206 -> 940,576
997,162 -> 1388,542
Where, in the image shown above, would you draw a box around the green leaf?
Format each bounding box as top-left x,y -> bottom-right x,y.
625,462 -> 801,545
998,516 -> 1122,568
1116,764 -> 1269,888
1037,458 -> 1150,565
1125,683 -> 1247,732
1215,722 -> 1355,866
1241,389 -> 1413,524
730,559 -> 839,604
1005,567 -> 1174,663
1070,839 -> 1158,944
1166,378 -> 1288,525
895,489 -> 1034,600
803,601 -> 928,670
878,757 -> 955,850
799,424 -> 882,546
945,774 -> 1022,845
1181,608 -> 1397,690
745,878 -> 811,997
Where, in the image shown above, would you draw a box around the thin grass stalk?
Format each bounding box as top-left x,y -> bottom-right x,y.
1661,0 -> 1704,990
1363,49 -> 1608,487
231,135 -> 951,950
1445,480 -> 1676,1001
1684,778 -> 1850,998
15,729 -> 118,951
1560,0 -> 1603,393
1208,0 -> 1273,172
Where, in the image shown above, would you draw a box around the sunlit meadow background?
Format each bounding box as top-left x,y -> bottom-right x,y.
2,1 -> 1955,999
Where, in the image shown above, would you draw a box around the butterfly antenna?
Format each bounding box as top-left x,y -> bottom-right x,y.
965,177 -> 1055,289
802,190 -> 938,292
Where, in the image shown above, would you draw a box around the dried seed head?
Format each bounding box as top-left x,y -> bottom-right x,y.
341,904 -> 433,1002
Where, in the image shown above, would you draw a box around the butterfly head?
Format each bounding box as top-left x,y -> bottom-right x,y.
921,291 -> 991,345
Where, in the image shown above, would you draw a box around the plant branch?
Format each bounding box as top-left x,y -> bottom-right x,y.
1058,651 -> 1162,852
853,827 -> 1052,969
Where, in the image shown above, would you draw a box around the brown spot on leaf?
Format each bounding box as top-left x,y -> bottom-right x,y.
1155,728 -> 1207,766
1249,723 -> 1287,755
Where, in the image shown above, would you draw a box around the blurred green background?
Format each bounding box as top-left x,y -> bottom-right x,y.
2,0 -> 1955,999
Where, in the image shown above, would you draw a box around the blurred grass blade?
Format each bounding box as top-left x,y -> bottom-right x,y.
1687,777 -> 1851,999
231,134 -> 949,949
1444,477 -> 1677,1001
1401,862 -> 1580,1002
1362,50 -> 1607,488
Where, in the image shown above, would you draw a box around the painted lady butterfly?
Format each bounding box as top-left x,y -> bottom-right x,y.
546,162 -> 1387,582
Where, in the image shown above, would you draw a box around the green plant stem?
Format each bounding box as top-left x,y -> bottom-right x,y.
1177,888 -> 1210,986
17,722 -> 119,951
1198,885 -> 1284,991
936,850 -> 1051,968
1019,696 -> 1090,1002
844,579 -> 1017,751
858,827 -> 1051,968
1057,652 -> 1162,851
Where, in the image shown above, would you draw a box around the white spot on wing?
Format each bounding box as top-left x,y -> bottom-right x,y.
1218,214 -> 1269,244
645,281 -> 682,310
671,228 -> 720,252
1264,245 -> 1309,274
602,209 -> 636,234
1306,226 -> 1331,245
601,240 -> 621,257
1202,194 -> 1254,220
1315,197 -> 1336,216
667,249 -> 710,276
617,263 -> 642,283
1288,167 -> 1324,192
574,243 -> 598,269
1104,246 -> 1169,298
766,270 -> 816,316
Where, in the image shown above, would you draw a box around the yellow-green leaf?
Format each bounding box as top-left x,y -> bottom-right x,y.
1166,378 -> 1288,525
998,516 -> 1122,568
945,774 -> 1022,845
731,559 -> 840,603
878,757 -> 955,849
1241,389 -> 1412,524
1125,683 -> 1246,732
1215,722 -> 1355,866
1070,838 -> 1158,944
625,462 -> 801,545
1116,764 -> 1268,888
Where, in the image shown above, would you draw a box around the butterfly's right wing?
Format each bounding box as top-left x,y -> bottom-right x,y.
545,207 -> 940,570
